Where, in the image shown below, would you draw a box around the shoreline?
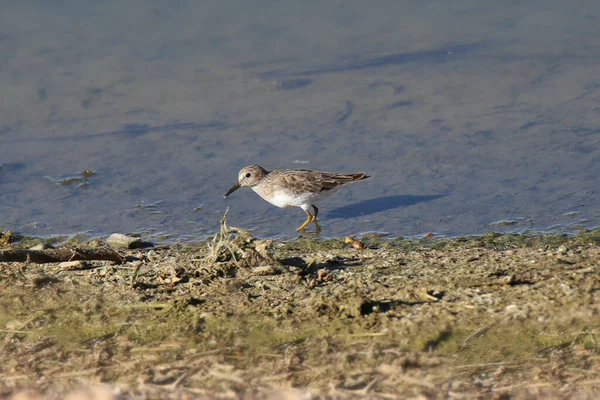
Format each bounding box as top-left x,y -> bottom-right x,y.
1,228 -> 600,399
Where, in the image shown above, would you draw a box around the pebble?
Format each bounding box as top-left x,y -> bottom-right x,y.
351,240 -> 365,249
106,233 -> 143,249
59,261 -> 84,270
251,265 -> 279,275
29,243 -> 53,251
557,245 -> 569,255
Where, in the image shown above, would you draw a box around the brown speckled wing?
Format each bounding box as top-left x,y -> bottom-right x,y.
319,172 -> 368,191
267,170 -> 368,195
265,170 -> 321,195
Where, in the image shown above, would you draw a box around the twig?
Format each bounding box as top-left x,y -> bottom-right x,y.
208,369 -> 244,383
0,247 -> 124,263
492,382 -> 552,392
125,303 -> 169,310
347,332 -> 389,338
0,329 -> 36,334
455,361 -> 514,369
130,261 -> 142,287
461,309 -> 518,348
358,377 -> 379,395
53,368 -> 99,378
169,371 -> 190,390
578,379 -> 600,386
461,319 -> 503,348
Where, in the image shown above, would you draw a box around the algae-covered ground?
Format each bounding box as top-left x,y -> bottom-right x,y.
1,226 -> 600,399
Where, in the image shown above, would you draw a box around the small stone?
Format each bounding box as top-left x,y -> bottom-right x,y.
5,319 -> 23,330
316,269 -> 333,282
106,233 -> 143,249
59,261 -> 85,270
557,245 -> 569,255
29,243 -> 53,251
87,240 -> 103,248
351,240 -> 365,249
251,265 -> 279,275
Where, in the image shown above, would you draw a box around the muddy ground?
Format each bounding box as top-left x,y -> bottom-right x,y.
1,225 -> 600,400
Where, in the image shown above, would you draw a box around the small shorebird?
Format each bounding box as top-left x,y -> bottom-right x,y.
224,165 -> 369,231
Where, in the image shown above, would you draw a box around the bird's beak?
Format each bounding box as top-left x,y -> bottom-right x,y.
223,182 -> 241,198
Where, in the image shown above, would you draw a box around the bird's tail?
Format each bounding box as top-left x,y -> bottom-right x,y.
329,172 -> 369,182
346,172 -> 369,181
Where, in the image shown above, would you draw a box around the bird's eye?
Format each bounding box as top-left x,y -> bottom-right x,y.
245,172 -> 251,178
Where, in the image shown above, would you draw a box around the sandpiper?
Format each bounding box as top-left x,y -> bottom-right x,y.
224,165 -> 369,231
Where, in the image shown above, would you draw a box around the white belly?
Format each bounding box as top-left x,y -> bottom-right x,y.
252,186 -> 339,209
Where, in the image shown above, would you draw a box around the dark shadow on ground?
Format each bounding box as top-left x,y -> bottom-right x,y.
261,42 -> 487,78
326,195 -> 445,219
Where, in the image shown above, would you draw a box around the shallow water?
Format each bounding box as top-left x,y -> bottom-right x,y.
1,0 -> 599,241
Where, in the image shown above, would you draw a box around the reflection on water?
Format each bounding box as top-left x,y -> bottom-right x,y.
0,0 -> 599,240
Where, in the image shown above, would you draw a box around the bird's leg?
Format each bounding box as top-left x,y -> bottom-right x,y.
296,208 -> 313,231
311,205 -> 319,222
311,205 -> 321,233
314,219 -> 322,234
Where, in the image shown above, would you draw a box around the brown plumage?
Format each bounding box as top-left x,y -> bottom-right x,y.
263,169 -> 368,196
224,165 -> 369,231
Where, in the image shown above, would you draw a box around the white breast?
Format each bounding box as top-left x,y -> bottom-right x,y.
252,186 -> 340,209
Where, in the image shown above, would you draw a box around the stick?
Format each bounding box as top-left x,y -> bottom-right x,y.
0,247 -> 124,263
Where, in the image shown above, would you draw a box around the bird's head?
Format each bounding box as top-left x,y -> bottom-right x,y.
223,164 -> 268,198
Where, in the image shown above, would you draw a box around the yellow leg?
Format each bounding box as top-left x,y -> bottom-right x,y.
296,208 -> 313,231
311,205 -> 319,222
